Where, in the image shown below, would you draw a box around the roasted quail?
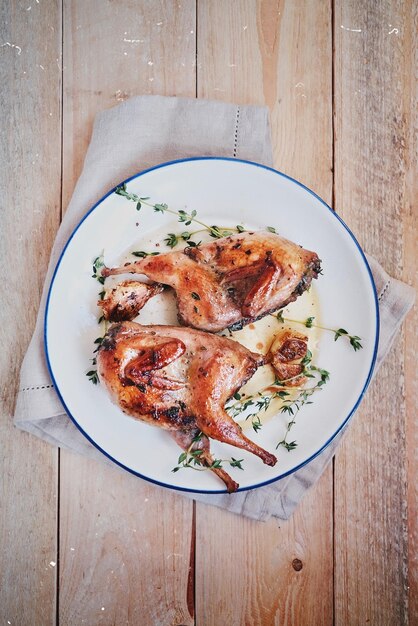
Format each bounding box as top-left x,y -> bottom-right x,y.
97,321 -> 278,491
102,231 -> 321,332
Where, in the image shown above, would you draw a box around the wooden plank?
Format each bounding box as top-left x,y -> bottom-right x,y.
62,0 -> 197,208
59,456 -> 194,625
403,5 -> 417,622
333,1 -> 414,623
195,2 -> 334,624
0,1 -> 61,624
405,137 -> 418,619
59,1 -> 196,624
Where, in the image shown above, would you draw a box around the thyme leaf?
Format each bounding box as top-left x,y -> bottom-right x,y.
92,253 -> 105,284
131,250 -> 160,258
225,356 -> 330,451
116,184 -> 228,238
86,370 -> 99,385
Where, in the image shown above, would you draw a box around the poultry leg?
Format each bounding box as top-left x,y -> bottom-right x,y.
190,350 -> 277,467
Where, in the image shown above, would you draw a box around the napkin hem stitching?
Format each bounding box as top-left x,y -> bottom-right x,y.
378,279 -> 391,302
21,384 -> 55,392
233,106 -> 240,157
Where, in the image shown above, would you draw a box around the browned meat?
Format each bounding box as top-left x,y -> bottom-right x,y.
102,231 -> 321,332
97,321 -> 277,491
268,329 -> 308,386
98,280 -> 163,322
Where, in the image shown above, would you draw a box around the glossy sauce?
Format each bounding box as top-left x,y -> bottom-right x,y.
226,287 -> 320,430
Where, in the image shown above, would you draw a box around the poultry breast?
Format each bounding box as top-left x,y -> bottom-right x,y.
102,230 -> 321,332
97,321 -> 277,491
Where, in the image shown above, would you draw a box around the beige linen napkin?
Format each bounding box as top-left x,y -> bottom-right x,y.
14,96 -> 415,521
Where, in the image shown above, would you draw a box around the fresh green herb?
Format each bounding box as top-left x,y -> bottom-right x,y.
154,202 -> 168,213
93,336 -> 104,353
274,314 -> 363,352
86,370 -> 99,385
171,432 -> 244,473
131,250 -> 160,258
92,254 -> 105,284
115,184 -> 232,239
178,209 -> 197,226
251,415 -> 262,433
276,366 -> 330,450
164,233 -> 179,248
301,349 -> 313,367
349,335 -> 363,351
278,438 -> 298,452
87,333 -> 107,384
164,230 -> 202,249
89,256 -> 109,382
276,310 -> 285,324
333,328 -> 363,351
236,224 -> 246,233
334,327 -> 348,340
266,226 -> 277,233
191,292 -> 200,300
226,354 -> 330,449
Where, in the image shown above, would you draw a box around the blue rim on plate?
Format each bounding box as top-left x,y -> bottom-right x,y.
44,156 -> 380,494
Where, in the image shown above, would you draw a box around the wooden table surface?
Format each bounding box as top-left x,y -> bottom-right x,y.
1,1 -> 416,624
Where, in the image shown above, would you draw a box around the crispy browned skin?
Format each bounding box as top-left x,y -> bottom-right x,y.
97,321 -> 277,491
98,280 -> 164,322
102,231 -> 321,332
268,329 -> 308,386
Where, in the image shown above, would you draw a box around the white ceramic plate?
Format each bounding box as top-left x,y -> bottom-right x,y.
45,157 -> 379,493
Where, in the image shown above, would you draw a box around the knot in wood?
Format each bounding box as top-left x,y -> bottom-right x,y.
292,558 -> 303,571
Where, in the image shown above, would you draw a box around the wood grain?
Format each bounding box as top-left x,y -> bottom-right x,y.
0,1 -> 61,624
403,3 -> 417,622
62,0 -> 196,209
59,1 -> 196,624
196,2 -> 334,624
59,455 -> 194,626
1,1 -> 415,624
333,1 -> 415,623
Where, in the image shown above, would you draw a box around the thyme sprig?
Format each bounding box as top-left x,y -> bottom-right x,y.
92,254 -> 105,284
275,313 -> 363,351
276,365 -> 330,451
88,258 -> 109,384
225,349 -> 330,447
171,431 -> 244,473
85,334 -> 107,385
86,369 -> 99,385
115,183 -> 237,239
131,250 -> 160,258
164,232 -> 202,249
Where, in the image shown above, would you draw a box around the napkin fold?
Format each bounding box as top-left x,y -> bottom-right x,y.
14,96 -> 415,521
